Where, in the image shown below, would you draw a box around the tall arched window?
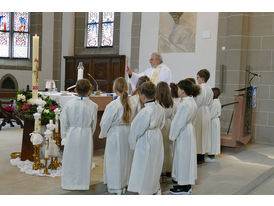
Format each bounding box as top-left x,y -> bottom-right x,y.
0,12 -> 30,58
86,12 -> 114,48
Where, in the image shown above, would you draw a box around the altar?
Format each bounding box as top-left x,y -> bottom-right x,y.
20,92 -> 113,161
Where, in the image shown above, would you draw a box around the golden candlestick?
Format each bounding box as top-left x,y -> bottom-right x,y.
54,132 -> 62,147
32,145 -> 39,170
54,156 -> 62,168
32,145 -> 43,170
48,156 -> 57,170
43,158 -> 50,175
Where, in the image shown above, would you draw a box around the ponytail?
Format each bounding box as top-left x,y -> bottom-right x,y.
121,91 -> 132,124
113,77 -> 132,124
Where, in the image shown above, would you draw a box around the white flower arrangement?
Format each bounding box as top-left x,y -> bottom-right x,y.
46,122 -> 56,131
30,133 -> 43,145
43,109 -> 50,114
37,106 -> 44,114
17,94 -> 26,102
33,112 -> 41,120
27,98 -> 47,107
54,108 -> 61,115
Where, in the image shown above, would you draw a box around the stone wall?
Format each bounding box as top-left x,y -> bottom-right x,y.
216,12 -> 274,145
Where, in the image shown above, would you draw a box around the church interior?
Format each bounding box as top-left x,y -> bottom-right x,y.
1,9 -> 274,200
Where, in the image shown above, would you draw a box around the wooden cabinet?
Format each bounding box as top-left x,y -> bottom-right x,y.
64,55 -> 126,93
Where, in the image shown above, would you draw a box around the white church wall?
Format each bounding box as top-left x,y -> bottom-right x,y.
0,13 -> 54,91
138,12 -> 219,87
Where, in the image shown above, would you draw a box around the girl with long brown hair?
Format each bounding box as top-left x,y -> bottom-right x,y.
99,77 -> 135,195
155,81 -> 174,178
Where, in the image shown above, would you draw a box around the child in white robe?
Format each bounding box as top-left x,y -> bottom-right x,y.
169,79 -> 199,195
156,81 -> 175,177
61,79 -> 98,190
206,88 -> 222,162
194,69 -> 213,164
128,81 -> 165,195
99,77 -> 136,195
170,82 -> 180,111
130,75 -> 150,114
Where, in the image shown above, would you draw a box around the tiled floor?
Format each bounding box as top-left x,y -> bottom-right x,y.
1,125 -> 274,195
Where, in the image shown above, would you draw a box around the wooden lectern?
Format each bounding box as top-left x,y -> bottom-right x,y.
221,90 -> 253,148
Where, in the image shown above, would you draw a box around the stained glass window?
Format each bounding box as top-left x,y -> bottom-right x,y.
0,12 -> 30,58
86,12 -> 114,48
0,12 -> 10,57
0,32 -> 9,57
14,12 -> 29,32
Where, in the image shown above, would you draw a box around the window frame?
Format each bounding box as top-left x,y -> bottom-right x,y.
85,12 -> 114,49
0,12 -> 30,59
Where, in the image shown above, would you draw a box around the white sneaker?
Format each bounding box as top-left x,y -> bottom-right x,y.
205,156 -> 216,163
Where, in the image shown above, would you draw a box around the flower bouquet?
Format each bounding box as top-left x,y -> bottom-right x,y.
14,90 -> 61,123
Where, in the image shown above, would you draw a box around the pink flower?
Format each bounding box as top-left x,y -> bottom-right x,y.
22,104 -> 31,111
50,105 -> 56,111
4,106 -> 14,112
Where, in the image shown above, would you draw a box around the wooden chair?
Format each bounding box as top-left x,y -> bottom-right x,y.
0,99 -> 23,130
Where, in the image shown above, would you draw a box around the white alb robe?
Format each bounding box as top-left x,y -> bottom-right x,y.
60,97 -> 98,190
209,98 -> 222,155
169,96 -> 198,185
161,105 -> 175,173
99,96 -> 137,191
194,83 -> 213,154
130,63 -> 173,91
128,102 -> 165,195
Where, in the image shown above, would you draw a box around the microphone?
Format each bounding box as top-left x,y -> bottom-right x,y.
87,73 -> 99,91
246,69 -> 261,77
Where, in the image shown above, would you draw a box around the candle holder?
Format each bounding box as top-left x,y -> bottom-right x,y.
32,145 -> 39,170
54,156 -> 62,168
54,132 -> 62,147
43,158 -> 50,175
48,156 -> 57,170
32,145 -> 44,170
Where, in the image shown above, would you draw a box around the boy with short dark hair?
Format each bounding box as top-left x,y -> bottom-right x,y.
194,69 -> 213,164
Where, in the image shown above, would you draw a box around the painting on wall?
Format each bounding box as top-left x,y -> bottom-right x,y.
158,12 -> 197,53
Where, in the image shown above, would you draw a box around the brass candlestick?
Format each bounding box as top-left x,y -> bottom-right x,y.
32,145 -> 44,170
43,158 -> 50,175
54,156 -> 62,168
54,132 -> 61,147
32,145 -> 39,170
37,145 -> 44,169
48,156 -> 57,170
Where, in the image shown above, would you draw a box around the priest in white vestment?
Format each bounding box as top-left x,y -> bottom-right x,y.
60,79 -> 98,190
126,52 -> 173,91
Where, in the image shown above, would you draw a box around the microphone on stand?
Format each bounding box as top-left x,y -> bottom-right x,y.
87,73 -> 99,91
246,69 -> 261,77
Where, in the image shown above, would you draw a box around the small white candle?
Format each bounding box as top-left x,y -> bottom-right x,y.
45,149 -> 49,158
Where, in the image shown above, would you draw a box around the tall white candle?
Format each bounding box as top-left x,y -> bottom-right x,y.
32,34 -> 39,99
55,115 -> 59,133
